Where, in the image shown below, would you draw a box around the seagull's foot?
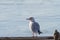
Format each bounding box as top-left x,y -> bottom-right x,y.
32,36 -> 38,38
32,36 -> 34,38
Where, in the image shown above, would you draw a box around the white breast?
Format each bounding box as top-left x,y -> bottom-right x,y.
29,21 -> 33,31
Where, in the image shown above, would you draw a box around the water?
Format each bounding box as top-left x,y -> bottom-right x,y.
0,0 -> 60,37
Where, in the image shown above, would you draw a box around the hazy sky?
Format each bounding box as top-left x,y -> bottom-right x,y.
0,0 -> 60,21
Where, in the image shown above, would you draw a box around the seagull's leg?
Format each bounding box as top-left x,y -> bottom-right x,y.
32,32 -> 34,38
36,33 -> 37,38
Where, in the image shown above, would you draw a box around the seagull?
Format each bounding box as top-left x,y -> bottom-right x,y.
27,17 -> 42,37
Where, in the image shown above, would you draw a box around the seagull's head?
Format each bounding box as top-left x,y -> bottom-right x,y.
26,17 -> 35,22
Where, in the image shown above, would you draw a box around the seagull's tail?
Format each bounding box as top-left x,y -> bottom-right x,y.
38,30 -> 42,34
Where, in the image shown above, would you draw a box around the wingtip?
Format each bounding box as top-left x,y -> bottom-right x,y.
39,31 -> 42,35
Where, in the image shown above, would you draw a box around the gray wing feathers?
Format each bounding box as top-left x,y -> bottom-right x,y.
31,22 -> 40,32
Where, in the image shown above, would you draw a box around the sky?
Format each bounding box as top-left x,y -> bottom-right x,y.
0,0 -> 60,21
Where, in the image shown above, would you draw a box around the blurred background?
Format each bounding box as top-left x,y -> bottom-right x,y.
0,0 -> 60,37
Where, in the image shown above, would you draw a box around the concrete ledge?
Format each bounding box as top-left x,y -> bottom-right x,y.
0,36 -> 54,40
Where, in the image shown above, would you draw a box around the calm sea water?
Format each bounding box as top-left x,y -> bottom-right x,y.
0,0 -> 60,37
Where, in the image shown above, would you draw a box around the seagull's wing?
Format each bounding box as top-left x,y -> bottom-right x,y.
31,22 -> 40,32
